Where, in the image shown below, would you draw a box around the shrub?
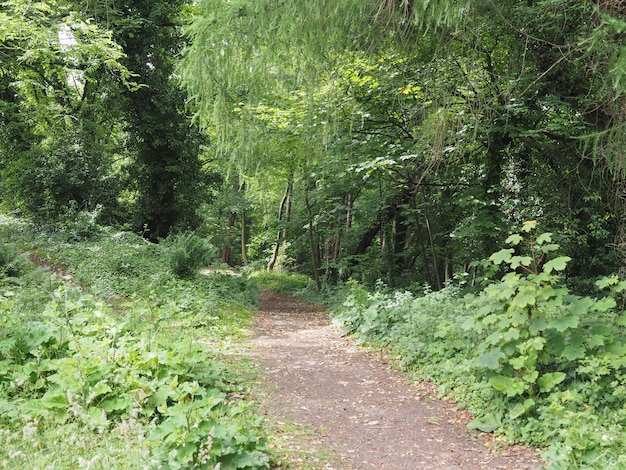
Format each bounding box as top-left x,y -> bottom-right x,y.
0,242 -> 31,279
165,232 -> 216,278
331,222 -> 626,469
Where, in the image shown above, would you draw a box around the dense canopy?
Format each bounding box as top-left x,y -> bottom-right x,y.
2,0 -> 626,287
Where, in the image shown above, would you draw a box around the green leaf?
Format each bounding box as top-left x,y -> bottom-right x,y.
100,396 -> 131,412
489,248 -> 514,265
535,233 -> 553,244
529,317 -> 548,334
569,297 -> 594,316
596,276 -> 619,289
594,297 -> 617,313
521,220 -> 537,233
560,345 -> 586,360
537,372 -> 566,393
41,388 -> 69,409
505,234 -> 524,245
510,398 -> 535,419
475,348 -> 505,369
467,412 -> 502,432
543,256 -> 571,273
510,256 -> 532,269
539,243 -> 559,253
509,356 -> 529,370
551,315 -> 579,332
511,290 -> 536,309
489,375 -> 526,397
88,382 -> 112,401
587,334 -> 606,349
522,370 -> 539,383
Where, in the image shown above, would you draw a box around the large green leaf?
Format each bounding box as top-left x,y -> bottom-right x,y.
467,412 -> 502,432
489,375 -> 526,397
509,398 -> 535,419
489,248 -> 514,265
476,348 -> 505,369
511,289 -> 536,309
537,372 -> 566,393
505,234 -> 524,245
543,256 -> 571,273
535,232 -> 553,244
521,221 -> 537,232
510,255 -> 532,269
551,315 -> 579,332
560,345 -> 586,360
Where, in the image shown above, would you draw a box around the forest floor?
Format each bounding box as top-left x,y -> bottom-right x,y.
248,291 -> 546,470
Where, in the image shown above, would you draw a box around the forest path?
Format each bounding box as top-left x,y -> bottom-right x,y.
247,291 -> 545,470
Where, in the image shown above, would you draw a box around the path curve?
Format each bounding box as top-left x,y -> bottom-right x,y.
248,291 -> 544,470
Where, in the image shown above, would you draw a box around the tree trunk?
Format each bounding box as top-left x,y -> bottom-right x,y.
268,180 -> 292,271
424,213 -> 441,290
241,208 -> 248,266
222,211 -> 236,265
305,187 -> 321,289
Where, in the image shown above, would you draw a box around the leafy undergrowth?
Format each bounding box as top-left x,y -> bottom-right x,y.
0,218 -> 270,469
332,222 -> 626,470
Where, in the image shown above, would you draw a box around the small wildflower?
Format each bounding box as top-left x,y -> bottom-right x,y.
22,420 -> 38,440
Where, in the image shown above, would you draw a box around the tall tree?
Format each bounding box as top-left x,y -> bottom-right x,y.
180,0 -> 626,287
105,0 -> 207,240
0,0 -> 131,219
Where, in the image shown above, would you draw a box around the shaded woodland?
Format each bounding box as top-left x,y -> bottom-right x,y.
3,0 -> 626,288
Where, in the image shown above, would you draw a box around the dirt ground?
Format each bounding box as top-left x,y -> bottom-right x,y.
248,291 -> 546,470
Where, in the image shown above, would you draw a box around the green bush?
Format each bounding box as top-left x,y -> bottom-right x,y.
0,242 -> 31,279
164,232 -> 216,278
0,220 -> 271,469
331,222 -> 626,469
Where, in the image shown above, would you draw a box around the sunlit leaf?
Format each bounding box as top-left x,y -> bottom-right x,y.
510,255 -> 532,269
505,234 -> 524,245
535,232 -> 553,244
511,290 -> 536,309
489,248 -> 514,265
543,256 -> 571,273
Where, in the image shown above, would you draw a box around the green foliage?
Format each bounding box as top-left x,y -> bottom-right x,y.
0,219 -> 270,468
0,0 -> 133,221
248,271 -> 311,294
164,232 -> 216,279
468,223 -> 620,404
332,223 -> 626,469
108,0 -> 209,239
0,243 -> 31,279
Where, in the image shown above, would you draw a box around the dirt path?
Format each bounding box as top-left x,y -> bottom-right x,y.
248,291 -> 545,470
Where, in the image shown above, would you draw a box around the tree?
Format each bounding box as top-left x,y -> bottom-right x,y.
103,0 -> 208,240
0,0 -> 132,219
180,0 -> 625,288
